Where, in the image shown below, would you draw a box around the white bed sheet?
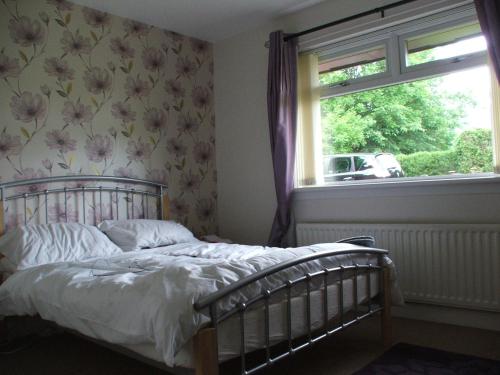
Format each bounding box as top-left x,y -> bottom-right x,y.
0,241 -> 399,368
124,272 -> 379,368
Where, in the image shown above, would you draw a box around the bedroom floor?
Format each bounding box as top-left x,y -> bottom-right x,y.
1,317 -> 499,375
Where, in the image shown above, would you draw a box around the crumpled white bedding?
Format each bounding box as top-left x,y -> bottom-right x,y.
0,241 -> 401,367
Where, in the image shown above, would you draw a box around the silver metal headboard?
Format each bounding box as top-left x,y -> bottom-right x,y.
0,175 -> 169,234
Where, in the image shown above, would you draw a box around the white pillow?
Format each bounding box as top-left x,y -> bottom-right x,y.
0,223 -> 123,273
98,219 -> 197,252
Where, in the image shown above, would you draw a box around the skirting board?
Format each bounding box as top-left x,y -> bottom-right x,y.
393,302 -> 500,332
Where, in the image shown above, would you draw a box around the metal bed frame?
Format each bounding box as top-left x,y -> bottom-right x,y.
0,175 -> 169,232
193,248 -> 392,375
0,175 -> 392,375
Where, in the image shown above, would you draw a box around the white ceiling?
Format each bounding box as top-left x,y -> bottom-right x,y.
70,0 -> 326,42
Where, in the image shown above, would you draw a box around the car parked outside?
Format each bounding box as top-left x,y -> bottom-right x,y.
323,153 -> 404,182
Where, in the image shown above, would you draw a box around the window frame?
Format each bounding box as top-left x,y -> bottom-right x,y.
318,5 -> 488,99
398,16 -> 486,75
318,40 -> 391,89
299,3 -> 497,189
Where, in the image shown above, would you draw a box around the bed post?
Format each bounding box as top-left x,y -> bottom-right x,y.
193,327 -> 219,375
381,266 -> 392,348
162,192 -> 170,221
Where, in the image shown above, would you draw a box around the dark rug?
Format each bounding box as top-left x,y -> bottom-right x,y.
354,343 -> 500,374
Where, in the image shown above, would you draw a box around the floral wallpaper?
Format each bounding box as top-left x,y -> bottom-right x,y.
0,0 -> 216,235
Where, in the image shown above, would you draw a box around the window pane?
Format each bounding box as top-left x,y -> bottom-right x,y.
319,45 -> 386,86
335,157 -> 351,173
405,22 -> 486,66
320,65 -> 493,184
354,156 -> 375,171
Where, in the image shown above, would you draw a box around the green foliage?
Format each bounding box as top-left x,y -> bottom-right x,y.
320,60 -> 386,86
454,129 -> 493,173
322,110 -> 373,154
320,48 -> 474,156
396,129 -> 493,177
397,150 -> 458,177
322,78 -> 470,155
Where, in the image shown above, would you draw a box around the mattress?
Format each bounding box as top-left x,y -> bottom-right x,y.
124,272 -> 379,368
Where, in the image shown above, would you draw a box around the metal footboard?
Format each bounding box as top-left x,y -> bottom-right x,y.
194,247 -> 390,375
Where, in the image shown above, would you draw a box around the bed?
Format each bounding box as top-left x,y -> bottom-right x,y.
0,175 -> 400,375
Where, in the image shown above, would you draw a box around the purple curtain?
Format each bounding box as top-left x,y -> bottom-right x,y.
475,0 -> 500,81
267,31 -> 298,247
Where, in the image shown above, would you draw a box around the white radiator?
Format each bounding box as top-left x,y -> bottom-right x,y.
296,223 -> 500,312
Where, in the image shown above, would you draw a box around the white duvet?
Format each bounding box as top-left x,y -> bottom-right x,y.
0,241 -> 401,367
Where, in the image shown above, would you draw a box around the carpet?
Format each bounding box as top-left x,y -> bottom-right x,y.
354,342 -> 500,374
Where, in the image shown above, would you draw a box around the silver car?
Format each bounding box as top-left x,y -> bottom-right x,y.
323,153 -> 404,182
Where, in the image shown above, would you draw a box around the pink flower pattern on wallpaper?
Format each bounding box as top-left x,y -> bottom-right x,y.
82,8 -> 111,28
48,203 -> 78,223
44,57 -> 74,81
125,76 -> 151,98
62,101 -> 93,126
170,197 -> 189,217
142,47 -> 165,71
0,133 -> 22,159
126,139 -> 152,162
193,142 -> 213,165
85,135 -> 113,162
86,203 -> 113,225
8,16 -> 45,47
165,79 -> 185,99
5,213 -> 24,231
143,108 -> 166,133
46,0 -> 73,12
113,166 -> 138,178
191,86 -> 211,109
177,113 -> 200,136
14,168 -> 48,193
0,53 -> 21,78
83,67 -> 112,94
0,0 -> 216,235
45,129 -> 76,153
191,39 -> 210,56
176,56 -> 196,79
60,30 -> 92,55
123,20 -> 149,38
10,91 -> 48,123
110,37 -> 135,59
111,101 -> 136,123
167,138 -> 186,158
195,198 -> 215,221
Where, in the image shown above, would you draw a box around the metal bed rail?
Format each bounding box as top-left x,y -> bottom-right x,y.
194,247 -> 389,375
0,175 -> 168,230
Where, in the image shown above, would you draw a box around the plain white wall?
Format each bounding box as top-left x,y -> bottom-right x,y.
214,22 -> 277,245
214,0 -> 500,245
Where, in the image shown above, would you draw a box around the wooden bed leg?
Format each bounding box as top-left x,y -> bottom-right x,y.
193,327 -> 219,375
381,267 -> 392,348
162,193 -> 170,221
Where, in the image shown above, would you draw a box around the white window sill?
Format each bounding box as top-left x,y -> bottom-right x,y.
294,174 -> 500,200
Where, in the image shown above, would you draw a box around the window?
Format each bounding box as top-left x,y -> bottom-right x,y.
297,4 -> 496,187
333,157 -> 351,173
403,21 -> 484,68
319,44 -> 388,87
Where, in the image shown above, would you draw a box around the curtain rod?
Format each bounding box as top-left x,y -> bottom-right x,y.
273,0 -> 420,45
